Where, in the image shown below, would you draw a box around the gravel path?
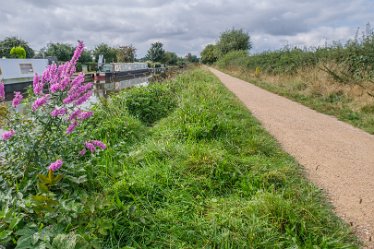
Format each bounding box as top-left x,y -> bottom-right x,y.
209,67 -> 374,248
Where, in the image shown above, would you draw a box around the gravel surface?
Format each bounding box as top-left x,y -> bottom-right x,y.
209,67 -> 374,248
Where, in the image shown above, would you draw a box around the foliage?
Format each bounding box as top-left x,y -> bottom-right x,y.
9,46 -> 26,59
0,37 -> 34,58
44,42 -> 74,61
78,50 -> 93,64
216,50 -> 249,69
163,51 -> 178,65
184,53 -> 199,63
216,28 -> 252,56
145,42 -> 165,62
125,83 -> 177,126
200,44 -> 218,64
116,45 -> 136,62
93,43 -> 117,63
0,41 -> 106,247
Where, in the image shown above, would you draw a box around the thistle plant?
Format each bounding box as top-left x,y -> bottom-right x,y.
0,41 -> 106,192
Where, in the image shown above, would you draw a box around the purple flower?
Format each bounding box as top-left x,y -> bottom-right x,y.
91,140 -> 106,150
78,111 -> 93,120
74,91 -> 92,106
48,159 -> 63,171
85,142 -> 96,153
69,109 -> 82,121
79,149 -> 86,156
50,83 -> 60,93
12,92 -> 23,108
32,95 -> 49,111
0,82 -> 5,101
1,130 -> 15,140
50,107 -> 67,117
66,120 -> 78,134
33,73 -> 43,95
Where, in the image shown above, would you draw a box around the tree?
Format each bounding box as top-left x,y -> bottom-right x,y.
200,44 -> 218,64
216,28 -> 251,56
78,50 -> 93,64
0,37 -> 34,58
10,46 -> 26,59
163,51 -> 178,65
146,42 -> 165,62
93,43 -> 117,63
185,53 -> 199,63
45,43 -> 74,61
116,45 -> 136,62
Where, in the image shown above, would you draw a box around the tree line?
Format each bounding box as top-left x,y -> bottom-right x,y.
0,37 -> 198,66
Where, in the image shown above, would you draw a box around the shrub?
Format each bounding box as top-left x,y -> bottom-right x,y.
216,50 -> 249,69
125,83 -> 177,126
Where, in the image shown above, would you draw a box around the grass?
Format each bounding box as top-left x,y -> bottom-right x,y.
85,68 -> 359,248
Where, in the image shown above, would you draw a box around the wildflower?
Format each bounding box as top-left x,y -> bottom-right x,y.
32,95 -> 49,111
78,111 -> 93,120
0,82 -> 5,101
66,120 -> 78,134
79,149 -> 86,156
12,92 -> 23,108
91,140 -> 106,150
85,142 -> 96,153
50,107 -> 67,117
69,109 -> 82,121
48,159 -> 63,171
33,73 -> 43,95
74,90 -> 92,106
1,130 -> 15,140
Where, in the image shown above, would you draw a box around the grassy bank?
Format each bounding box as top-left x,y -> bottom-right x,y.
87,69 -> 358,248
215,48 -> 374,134
1,69 -> 359,248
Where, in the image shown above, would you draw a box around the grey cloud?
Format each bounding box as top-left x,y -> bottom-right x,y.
0,0 -> 372,57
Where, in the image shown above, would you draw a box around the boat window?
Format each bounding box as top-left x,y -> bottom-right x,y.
19,63 -> 33,74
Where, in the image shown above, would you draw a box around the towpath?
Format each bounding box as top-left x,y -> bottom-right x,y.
208,67 -> 374,248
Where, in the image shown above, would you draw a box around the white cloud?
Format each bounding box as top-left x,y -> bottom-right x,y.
0,0 -> 373,57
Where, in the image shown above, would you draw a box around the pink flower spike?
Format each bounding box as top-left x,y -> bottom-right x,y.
66,120 -> 78,134
85,142 -> 96,153
48,159 -> 63,171
78,111 -> 93,120
79,149 -> 86,156
0,82 -> 5,101
32,95 -> 49,111
12,92 -> 23,108
91,140 -> 106,150
1,130 -> 15,140
50,107 -> 67,117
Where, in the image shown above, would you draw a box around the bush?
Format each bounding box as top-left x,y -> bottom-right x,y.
216,50 -> 249,69
125,83 -> 177,126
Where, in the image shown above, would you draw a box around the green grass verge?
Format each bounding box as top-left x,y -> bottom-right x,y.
88,69 -> 359,248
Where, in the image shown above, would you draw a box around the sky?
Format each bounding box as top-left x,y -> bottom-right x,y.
0,0 -> 373,58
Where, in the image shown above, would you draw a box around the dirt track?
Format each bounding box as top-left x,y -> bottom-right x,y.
209,67 -> 374,248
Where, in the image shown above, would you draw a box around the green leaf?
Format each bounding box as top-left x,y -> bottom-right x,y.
0,229 -> 12,240
9,216 -> 23,229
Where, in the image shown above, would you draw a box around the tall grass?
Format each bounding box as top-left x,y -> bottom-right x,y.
86,69 -> 359,248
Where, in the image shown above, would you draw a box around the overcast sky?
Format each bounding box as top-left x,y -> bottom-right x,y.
0,0 -> 373,57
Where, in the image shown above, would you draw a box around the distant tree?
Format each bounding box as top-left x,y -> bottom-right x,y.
200,44 -> 218,64
93,43 -> 117,63
185,53 -> 199,63
163,51 -> 178,65
44,43 -> 74,61
117,45 -> 136,62
78,50 -> 93,64
216,28 -> 251,56
0,37 -> 34,58
10,46 -> 27,59
146,42 -> 165,62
